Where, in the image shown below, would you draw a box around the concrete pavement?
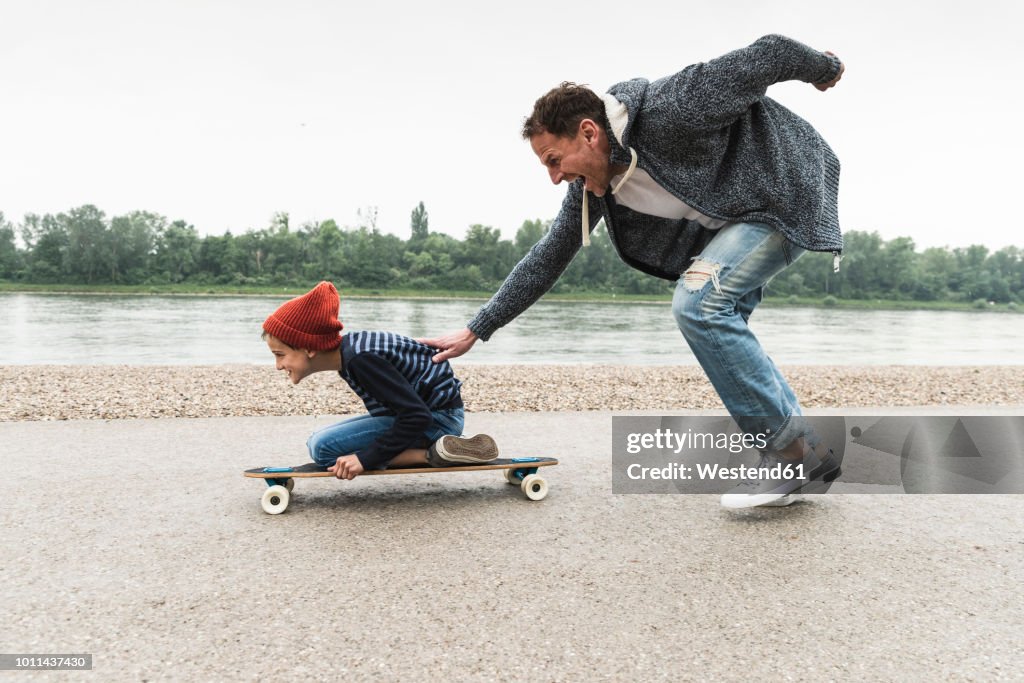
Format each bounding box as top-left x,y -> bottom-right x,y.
2,410 -> 1023,681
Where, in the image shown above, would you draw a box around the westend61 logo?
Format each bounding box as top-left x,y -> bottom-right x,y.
612,415 -> 1024,495
624,459 -> 807,484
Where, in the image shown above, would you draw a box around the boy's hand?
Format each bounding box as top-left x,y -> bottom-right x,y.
328,455 -> 364,480
416,327 -> 478,363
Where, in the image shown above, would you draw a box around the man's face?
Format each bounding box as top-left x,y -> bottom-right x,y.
530,120 -> 613,196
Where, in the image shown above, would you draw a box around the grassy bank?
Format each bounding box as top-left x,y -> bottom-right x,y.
0,281 -> 661,303
0,281 -> 1020,312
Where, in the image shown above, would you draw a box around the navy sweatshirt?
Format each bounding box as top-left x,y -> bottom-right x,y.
339,331 -> 463,469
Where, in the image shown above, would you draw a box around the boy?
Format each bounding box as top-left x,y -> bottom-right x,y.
262,281 -> 498,479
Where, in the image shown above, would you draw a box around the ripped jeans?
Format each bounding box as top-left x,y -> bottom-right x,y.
672,222 -> 808,451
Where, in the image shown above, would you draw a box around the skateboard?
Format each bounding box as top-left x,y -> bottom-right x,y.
244,457 -> 559,514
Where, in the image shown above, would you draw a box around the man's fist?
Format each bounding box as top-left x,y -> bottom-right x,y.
815,52 -> 844,91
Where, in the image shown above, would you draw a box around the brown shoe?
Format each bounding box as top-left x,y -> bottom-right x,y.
427,434 -> 499,466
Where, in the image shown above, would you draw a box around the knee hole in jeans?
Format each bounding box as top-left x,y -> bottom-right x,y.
682,259 -> 722,293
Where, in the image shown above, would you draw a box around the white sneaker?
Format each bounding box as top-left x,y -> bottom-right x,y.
720,447 -> 839,509
758,493 -> 803,507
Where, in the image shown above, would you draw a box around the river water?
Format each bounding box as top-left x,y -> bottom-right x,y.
2,292 -> 1021,365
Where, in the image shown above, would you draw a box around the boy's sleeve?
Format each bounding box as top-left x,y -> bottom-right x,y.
346,353 -> 433,470
648,34 -> 843,132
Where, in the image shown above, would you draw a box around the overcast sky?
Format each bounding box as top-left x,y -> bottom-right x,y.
3,0 -> 1021,250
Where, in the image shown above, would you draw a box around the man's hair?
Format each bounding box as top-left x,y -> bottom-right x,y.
521,82 -> 607,140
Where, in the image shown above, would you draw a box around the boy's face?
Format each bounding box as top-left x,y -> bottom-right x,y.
266,335 -> 313,385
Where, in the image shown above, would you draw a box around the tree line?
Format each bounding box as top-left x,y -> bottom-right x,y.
0,203 -> 1021,304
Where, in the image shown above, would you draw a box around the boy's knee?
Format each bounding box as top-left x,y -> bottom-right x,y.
306,433 -> 332,466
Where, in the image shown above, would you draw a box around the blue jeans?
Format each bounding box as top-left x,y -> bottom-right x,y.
672,222 -> 808,451
306,407 -> 465,468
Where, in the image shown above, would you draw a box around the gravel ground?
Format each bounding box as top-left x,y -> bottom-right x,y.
2,364 -> 1022,421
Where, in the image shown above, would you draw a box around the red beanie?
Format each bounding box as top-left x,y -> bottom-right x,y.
263,281 -> 343,351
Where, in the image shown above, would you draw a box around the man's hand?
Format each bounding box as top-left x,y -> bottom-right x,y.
815,52 -> 844,91
328,454 -> 364,480
415,327 -> 479,363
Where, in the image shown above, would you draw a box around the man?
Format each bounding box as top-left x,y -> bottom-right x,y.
421,35 -> 845,508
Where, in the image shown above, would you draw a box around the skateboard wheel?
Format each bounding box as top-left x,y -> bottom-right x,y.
261,485 -> 290,514
520,474 -> 548,501
283,478 -> 295,493
504,469 -> 523,485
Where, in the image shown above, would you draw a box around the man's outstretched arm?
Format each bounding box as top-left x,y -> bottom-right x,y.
648,34 -> 844,132
418,183 -> 592,362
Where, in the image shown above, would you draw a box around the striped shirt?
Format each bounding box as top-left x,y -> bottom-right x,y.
340,331 -> 463,416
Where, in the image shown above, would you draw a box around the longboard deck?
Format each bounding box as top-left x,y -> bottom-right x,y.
244,457 -> 558,479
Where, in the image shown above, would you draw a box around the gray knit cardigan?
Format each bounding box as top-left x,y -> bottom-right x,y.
469,34 -> 843,341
